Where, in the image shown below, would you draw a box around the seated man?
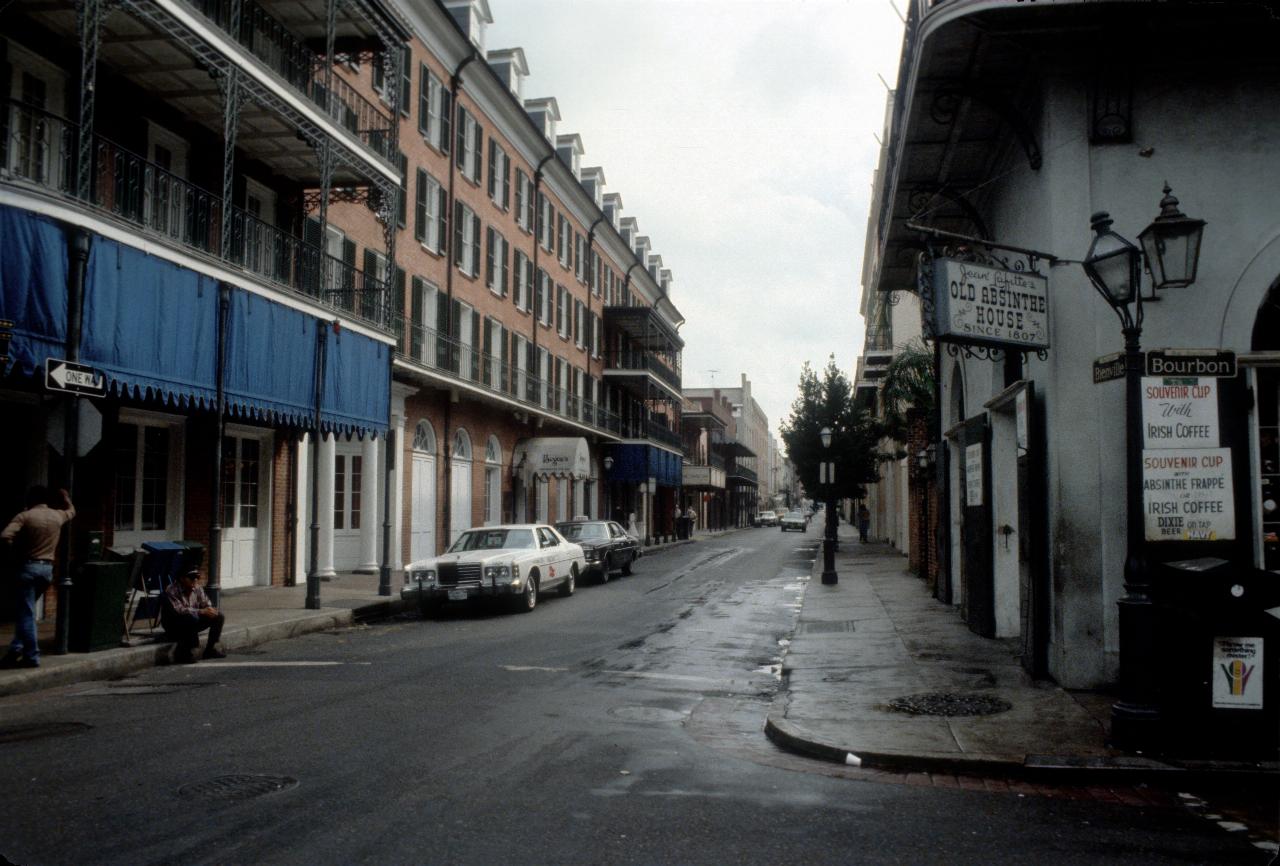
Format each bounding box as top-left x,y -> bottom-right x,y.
161,568 -> 225,663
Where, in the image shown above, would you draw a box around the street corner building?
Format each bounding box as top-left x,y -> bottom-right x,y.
854,0 -> 1279,760
0,0 -> 686,626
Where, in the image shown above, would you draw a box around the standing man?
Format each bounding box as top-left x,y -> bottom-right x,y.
162,568 -> 226,663
857,503 -> 871,544
1,487 -> 75,669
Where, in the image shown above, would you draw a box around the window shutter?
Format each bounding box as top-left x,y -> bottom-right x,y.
454,107 -> 466,168
362,249 -> 377,299
410,276 -> 424,360
472,122 -> 483,182
440,87 -> 452,153
502,156 -> 511,210
487,140 -> 496,199
437,185 -> 449,253
342,238 -> 356,290
486,226 -> 495,287
470,213 -> 481,276
499,238 -> 508,296
515,169 -> 525,224
418,65 -> 429,135
436,292 -> 450,368
471,309 -> 481,379
414,168 -> 427,241
482,318 -> 493,385
453,201 -> 464,268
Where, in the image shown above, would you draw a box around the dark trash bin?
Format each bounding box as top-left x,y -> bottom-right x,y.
69,561 -> 130,652
1157,557 -> 1280,760
174,540 -> 205,574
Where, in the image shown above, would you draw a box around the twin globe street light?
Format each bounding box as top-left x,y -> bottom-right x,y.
1082,183 -> 1206,751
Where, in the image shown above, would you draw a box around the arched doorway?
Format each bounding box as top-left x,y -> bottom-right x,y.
410,420 -> 437,561
449,428 -> 473,545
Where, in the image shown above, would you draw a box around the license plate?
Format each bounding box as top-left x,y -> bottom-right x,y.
447,589 -> 468,601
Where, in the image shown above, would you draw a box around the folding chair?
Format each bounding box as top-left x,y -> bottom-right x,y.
124,541 -> 184,637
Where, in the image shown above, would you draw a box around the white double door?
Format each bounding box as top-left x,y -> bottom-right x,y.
219,429 -> 270,589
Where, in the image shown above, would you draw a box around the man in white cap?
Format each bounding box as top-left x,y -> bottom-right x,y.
162,568 -> 225,663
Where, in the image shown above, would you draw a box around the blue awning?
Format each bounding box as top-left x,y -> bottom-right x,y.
0,205 -> 68,377
82,236 -> 219,409
606,444 -> 683,487
80,234 -> 388,437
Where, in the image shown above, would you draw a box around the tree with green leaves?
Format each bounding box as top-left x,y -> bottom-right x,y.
879,340 -> 935,446
780,356 -> 882,501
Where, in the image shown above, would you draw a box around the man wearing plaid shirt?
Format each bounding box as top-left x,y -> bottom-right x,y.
162,568 -> 226,663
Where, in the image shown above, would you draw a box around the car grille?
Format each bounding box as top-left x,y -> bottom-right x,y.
437,562 -> 482,587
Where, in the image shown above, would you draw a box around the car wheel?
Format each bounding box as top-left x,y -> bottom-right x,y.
514,572 -> 538,613
561,564 -> 577,597
621,552 -> 634,576
600,555 -> 612,583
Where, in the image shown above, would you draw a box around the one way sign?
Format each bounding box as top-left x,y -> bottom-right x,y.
45,358 -> 107,398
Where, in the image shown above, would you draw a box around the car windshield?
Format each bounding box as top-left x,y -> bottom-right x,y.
556,522 -> 607,540
448,528 -> 535,552
785,512 -> 804,520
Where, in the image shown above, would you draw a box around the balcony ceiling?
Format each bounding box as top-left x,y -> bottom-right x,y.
604,305 -> 684,350
682,409 -> 728,430
875,2 -> 1277,296
24,3 -> 377,188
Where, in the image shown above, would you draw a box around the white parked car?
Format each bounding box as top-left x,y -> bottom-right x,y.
401,524 -> 585,615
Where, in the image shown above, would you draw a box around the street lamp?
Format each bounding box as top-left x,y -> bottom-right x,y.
820,426 -> 838,585
916,447 -> 934,585
1082,185 -> 1205,752
603,455 -> 614,522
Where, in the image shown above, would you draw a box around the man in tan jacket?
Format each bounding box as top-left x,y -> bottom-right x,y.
1,486 -> 75,668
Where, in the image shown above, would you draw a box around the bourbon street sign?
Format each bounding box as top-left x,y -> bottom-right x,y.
932,258 -> 1050,351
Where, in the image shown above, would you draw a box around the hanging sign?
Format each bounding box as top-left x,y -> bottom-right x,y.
932,258 -> 1050,351
1093,351 -> 1127,384
1212,636 -> 1263,709
1143,448 -> 1235,541
1142,377 -> 1219,449
1146,349 -> 1236,378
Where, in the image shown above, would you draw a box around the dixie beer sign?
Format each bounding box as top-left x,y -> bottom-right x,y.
932,258 -> 1050,351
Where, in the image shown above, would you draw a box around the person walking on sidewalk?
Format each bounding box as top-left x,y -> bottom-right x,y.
1,486 -> 75,669
162,568 -> 226,663
857,504 -> 871,543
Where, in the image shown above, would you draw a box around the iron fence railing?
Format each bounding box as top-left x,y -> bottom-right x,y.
192,0 -> 393,160
604,347 -> 681,392
1,99 -> 392,331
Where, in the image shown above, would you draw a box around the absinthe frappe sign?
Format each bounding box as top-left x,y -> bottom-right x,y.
932,258 -> 1050,351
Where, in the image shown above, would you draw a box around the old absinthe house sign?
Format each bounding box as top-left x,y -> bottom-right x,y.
932,258 -> 1050,351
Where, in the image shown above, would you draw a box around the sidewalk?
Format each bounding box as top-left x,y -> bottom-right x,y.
0,527 -> 740,700
766,523 -> 1277,783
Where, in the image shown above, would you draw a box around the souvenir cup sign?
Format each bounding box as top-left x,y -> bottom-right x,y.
932,259 -> 1050,351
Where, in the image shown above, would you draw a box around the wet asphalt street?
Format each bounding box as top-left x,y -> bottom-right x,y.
0,529 -> 1265,865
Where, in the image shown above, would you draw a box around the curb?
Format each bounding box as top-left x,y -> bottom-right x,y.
0,597 -> 405,700
764,713 -> 1279,785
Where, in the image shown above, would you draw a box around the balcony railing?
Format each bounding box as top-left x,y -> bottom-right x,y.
727,463 -> 758,484
1,100 -> 391,331
604,348 -> 681,392
193,0 -> 394,160
395,317 -> 624,436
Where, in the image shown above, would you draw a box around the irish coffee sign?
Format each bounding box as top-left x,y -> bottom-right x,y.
932,259 -> 1050,351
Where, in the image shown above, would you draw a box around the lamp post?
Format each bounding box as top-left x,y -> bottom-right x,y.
916,447 -> 933,584
603,455 -> 614,521
1082,184 -> 1205,752
820,426 -> 838,585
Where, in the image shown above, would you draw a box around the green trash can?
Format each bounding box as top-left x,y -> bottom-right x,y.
69,561 -> 131,652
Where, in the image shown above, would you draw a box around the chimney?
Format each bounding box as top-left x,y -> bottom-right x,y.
603,192 -> 622,228
555,133 -> 584,179
443,0 -> 492,52
524,97 -> 560,144
486,47 -> 528,98
580,166 -> 606,207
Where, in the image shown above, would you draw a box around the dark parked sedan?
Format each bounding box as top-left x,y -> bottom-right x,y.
555,520 -> 639,583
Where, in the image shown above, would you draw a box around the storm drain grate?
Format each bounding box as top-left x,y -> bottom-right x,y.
0,722 -> 92,745
799,620 -> 856,634
885,692 -> 1012,717
179,774 -> 298,802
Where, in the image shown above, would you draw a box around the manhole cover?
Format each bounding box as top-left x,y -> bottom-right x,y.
609,706 -> 687,723
799,620 -> 856,634
0,722 -> 93,745
885,692 -> 1012,717
178,774 -> 298,801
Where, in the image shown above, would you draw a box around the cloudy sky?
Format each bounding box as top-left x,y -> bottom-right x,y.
487,0 -> 906,441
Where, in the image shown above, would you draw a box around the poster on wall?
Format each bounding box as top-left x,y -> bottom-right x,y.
965,443 -> 984,506
1142,377 -> 1219,449
1143,448 -> 1235,541
1212,636 -> 1263,710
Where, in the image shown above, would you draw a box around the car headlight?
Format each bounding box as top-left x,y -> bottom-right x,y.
584,548 -> 601,561
410,569 -> 435,585
484,563 -> 516,583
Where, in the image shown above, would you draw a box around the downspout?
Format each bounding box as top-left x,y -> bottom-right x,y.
377,349 -> 394,596
53,228 -> 90,656
440,51 -> 476,550
306,319 -> 328,609
584,216 -> 605,517
207,282 -> 231,607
